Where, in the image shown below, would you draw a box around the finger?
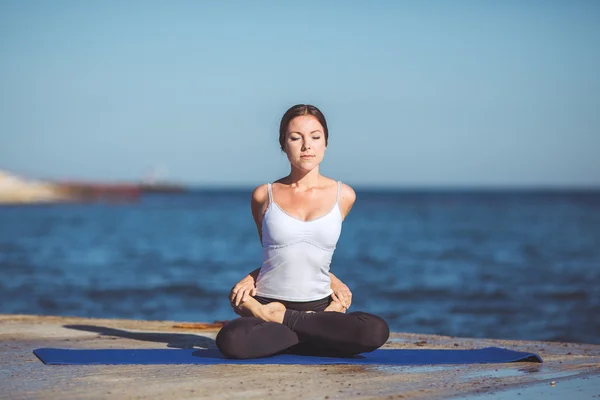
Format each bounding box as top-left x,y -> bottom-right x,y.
235,289 -> 246,306
229,290 -> 238,302
231,281 -> 245,297
334,295 -> 347,309
242,289 -> 252,303
331,292 -> 340,303
235,289 -> 247,306
231,288 -> 246,303
251,287 -> 257,297
233,283 -> 244,292
336,292 -> 348,308
343,291 -> 352,307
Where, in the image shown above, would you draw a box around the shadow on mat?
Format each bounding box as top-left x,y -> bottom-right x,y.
63,325 -> 217,349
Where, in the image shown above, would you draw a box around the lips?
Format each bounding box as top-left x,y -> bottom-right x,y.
300,155 -> 314,158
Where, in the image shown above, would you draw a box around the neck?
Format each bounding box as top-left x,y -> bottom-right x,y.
286,166 -> 321,190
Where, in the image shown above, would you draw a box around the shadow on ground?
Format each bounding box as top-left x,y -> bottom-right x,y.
63,324 -> 217,349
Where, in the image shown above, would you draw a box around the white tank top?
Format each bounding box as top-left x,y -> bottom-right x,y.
255,181 -> 343,301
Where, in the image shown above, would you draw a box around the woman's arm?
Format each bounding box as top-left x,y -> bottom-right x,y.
330,183 -> 356,308
229,185 -> 270,307
250,184 -> 269,243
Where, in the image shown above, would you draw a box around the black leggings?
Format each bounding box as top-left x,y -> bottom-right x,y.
216,296 -> 390,359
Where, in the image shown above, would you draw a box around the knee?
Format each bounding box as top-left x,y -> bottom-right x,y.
355,312 -> 390,351
216,323 -> 251,359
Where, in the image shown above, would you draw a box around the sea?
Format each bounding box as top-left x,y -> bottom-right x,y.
1,189 -> 599,344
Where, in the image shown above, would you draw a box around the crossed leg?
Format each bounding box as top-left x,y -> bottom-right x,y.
216,317 -> 299,359
216,307 -> 389,359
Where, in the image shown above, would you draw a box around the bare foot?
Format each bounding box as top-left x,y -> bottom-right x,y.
235,296 -> 286,323
324,300 -> 347,313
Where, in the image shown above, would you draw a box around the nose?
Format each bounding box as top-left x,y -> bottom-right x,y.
302,140 -> 311,151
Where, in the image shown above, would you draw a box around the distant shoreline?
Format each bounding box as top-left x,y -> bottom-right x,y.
0,169 -> 188,204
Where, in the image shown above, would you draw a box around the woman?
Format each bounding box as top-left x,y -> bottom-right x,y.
216,104 -> 389,359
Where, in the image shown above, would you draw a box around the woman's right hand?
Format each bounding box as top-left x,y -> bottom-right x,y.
229,274 -> 257,307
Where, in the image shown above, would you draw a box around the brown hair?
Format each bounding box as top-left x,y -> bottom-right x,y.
279,104 -> 329,151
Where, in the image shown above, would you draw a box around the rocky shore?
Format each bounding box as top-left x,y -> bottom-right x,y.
0,170 -> 69,204
0,170 -> 154,204
1,314 -> 598,399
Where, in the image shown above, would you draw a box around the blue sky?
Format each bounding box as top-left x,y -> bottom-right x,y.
1,0 -> 599,187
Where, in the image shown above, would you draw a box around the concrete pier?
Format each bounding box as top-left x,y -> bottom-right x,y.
1,314 -> 598,399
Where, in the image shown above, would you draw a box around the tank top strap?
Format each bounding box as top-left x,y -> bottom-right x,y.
267,183 -> 273,205
336,181 -> 342,204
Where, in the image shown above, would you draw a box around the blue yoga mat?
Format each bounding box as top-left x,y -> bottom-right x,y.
34,347 -> 542,365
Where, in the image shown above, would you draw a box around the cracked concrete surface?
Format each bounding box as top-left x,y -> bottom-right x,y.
1,314 -> 598,399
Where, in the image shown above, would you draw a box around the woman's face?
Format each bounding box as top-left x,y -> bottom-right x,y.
284,115 -> 327,172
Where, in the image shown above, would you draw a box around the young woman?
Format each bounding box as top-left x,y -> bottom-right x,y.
216,104 -> 389,359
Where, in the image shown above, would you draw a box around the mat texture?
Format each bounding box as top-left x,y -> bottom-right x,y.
34,347 -> 542,365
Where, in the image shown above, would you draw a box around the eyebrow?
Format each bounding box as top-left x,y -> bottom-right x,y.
289,130 -> 322,135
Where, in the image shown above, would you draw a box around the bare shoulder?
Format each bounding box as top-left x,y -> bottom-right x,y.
340,182 -> 356,202
251,184 -> 269,205
339,182 -> 356,219
251,184 -> 270,228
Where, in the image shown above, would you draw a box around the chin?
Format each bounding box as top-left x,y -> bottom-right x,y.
293,161 -> 318,172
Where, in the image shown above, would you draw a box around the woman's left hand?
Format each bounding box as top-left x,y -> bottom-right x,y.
331,279 -> 352,310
